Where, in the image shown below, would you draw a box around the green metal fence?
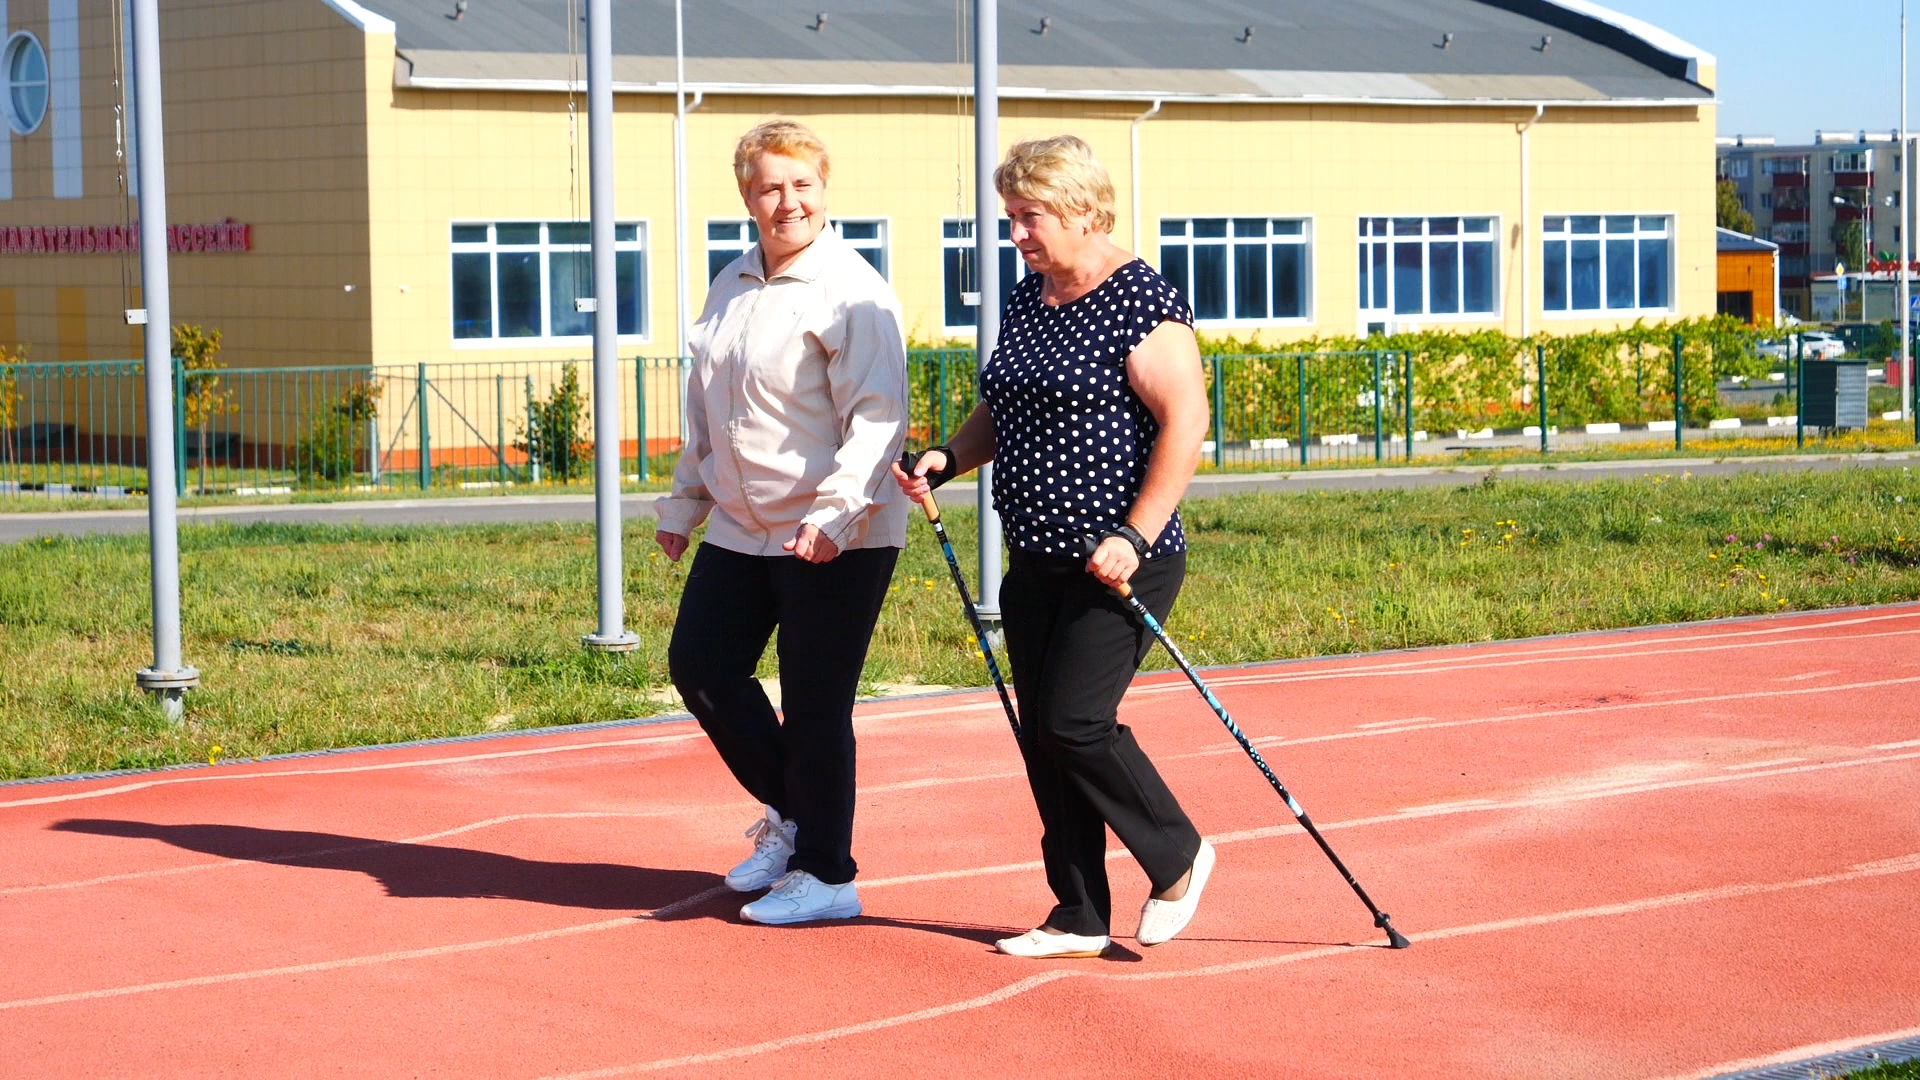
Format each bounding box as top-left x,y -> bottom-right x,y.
0,343 -> 1895,501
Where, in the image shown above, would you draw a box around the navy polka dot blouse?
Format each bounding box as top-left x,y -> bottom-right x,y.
982,259 -> 1194,559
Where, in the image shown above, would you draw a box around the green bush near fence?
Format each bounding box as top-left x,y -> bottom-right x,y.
517,365 -> 592,481
292,381 -> 384,484
1194,316 -> 1768,435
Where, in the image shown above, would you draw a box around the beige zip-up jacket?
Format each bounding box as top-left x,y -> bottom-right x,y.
653,226 -> 910,556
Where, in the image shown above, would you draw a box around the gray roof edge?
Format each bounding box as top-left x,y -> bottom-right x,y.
321,0 -> 396,34
396,74 -> 1713,108
1717,227 -> 1780,252
1479,0 -> 1714,85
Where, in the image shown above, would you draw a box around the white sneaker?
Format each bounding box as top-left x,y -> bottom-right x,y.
739,870 -> 862,925
995,928 -> 1110,959
725,806 -> 797,893
1136,840 -> 1216,947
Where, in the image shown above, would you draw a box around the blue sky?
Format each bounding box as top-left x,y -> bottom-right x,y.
1599,0 -> 1912,143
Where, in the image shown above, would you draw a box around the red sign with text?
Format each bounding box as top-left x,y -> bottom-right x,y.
0,220 -> 251,256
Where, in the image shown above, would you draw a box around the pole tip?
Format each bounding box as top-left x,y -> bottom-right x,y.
1377,913 -> 1411,949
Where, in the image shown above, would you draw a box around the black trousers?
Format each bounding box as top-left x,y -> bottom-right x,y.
1001,549 -> 1203,936
667,542 -> 898,886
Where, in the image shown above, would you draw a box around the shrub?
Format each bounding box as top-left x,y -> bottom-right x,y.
517,365 -> 593,482
292,381 -> 383,484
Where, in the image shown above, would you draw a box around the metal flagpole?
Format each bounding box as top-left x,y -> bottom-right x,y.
582,0 -> 638,653
673,0 -> 690,364
129,0 -> 196,720
1903,0 -> 1912,428
973,0 -> 1003,628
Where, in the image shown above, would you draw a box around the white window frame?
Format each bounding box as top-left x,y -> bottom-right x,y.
705,218 -> 891,282
1540,213 -> 1676,319
448,220 -> 652,348
4,31 -> 49,136
1157,216 -> 1314,328
1357,215 -> 1503,324
941,217 -> 1031,331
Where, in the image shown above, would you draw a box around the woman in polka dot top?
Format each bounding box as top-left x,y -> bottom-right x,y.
894,135 -> 1216,958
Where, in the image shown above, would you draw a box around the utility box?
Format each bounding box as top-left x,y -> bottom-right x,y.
1801,359 -> 1869,430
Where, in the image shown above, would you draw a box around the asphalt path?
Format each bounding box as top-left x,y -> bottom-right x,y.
3,451 -> 1915,544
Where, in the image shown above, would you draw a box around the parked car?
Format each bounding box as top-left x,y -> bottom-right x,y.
1767,332 -> 1847,360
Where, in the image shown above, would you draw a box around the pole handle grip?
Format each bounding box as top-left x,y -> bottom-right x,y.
917,493 -> 941,524
1113,581 -> 1134,600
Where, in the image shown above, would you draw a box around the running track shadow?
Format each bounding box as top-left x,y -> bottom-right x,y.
50,819 -> 718,911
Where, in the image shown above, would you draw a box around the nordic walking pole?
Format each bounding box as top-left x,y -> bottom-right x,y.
1098,562 -> 1408,949
914,490 -> 1021,742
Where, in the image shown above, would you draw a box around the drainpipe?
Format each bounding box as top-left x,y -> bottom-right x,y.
1517,104 -> 1545,338
1131,98 -> 1163,255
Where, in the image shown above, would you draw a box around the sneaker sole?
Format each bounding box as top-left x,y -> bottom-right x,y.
996,945 -> 1107,959
739,901 -> 862,926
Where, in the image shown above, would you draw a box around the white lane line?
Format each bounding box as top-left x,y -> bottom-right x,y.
1777,670 -> 1841,682
1652,1024 -> 1920,1080
13,683 -> 1914,898
1125,626 -> 1920,700
1355,717 -> 1436,729
6,756 -> 1917,1014
0,811 -> 684,898
533,854 -> 1920,1079
5,611 -> 1914,813
1871,738 -> 1920,750
1722,757 -> 1807,771
0,732 -> 708,811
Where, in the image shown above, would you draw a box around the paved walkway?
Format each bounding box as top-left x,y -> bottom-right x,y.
3,451 -> 1915,543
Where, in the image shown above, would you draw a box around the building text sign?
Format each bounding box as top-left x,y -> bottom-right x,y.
0,221 -> 251,256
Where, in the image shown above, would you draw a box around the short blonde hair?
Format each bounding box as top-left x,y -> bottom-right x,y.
993,135 -> 1117,233
733,119 -> 831,189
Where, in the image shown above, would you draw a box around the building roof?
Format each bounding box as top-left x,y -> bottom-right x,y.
345,0 -> 1715,106
1716,227 -> 1778,253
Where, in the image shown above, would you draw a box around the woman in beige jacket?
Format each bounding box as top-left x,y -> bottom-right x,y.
653,119 -> 908,926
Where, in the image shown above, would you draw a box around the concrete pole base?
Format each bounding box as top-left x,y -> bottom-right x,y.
136,666 -> 201,723
582,631 -> 640,653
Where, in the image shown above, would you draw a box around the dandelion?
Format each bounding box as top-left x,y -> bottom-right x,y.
1709,553 -> 1719,560
208,745 -> 223,766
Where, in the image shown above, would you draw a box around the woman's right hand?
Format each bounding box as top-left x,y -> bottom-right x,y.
890,449 -> 948,505
656,530 -> 689,562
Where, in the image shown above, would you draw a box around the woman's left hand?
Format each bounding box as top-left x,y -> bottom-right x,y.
1086,535 -> 1140,588
785,524 -> 840,564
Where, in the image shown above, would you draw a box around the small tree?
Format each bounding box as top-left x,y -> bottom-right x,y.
1836,221 -> 1866,278
173,324 -> 236,493
1716,179 -> 1755,235
292,380 -> 383,484
516,365 -> 593,482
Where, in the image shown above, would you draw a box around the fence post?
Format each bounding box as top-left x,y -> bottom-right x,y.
496,373 -> 508,485
1371,350 -> 1384,462
1403,351 -> 1414,461
1671,332 -> 1684,451
635,359 -> 649,482
172,358 -> 186,498
416,362 -> 431,490
1796,343 -> 1805,449
1210,355 -> 1225,469
1537,343 -> 1548,454
1296,354 -> 1309,468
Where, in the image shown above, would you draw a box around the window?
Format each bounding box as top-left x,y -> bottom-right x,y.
1541,215 -> 1672,314
1762,156 -> 1808,175
450,221 -> 647,341
1358,217 -> 1497,318
1770,222 -> 1808,245
707,219 -> 888,282
941,218 -> 1029,329
1831,150 -> 1873,173
1759,193 -> 1774,210
1720,157 -> 1750,180
1158,217 -> 1311,323
4,32 -> 48,136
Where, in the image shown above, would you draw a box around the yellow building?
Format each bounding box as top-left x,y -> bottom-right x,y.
0,0 -> 1716,472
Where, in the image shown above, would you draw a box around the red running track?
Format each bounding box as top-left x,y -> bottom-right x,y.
4,606 -> 1920,1078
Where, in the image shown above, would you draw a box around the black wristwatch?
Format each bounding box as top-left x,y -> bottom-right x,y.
1102,524 -> 1151,558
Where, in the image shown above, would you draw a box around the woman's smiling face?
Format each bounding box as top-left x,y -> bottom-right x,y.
743,152 -> 828,266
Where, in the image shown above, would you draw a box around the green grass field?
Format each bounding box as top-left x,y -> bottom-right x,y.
3,467 -> 1918,781
1840,1058 -> 1920,1079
